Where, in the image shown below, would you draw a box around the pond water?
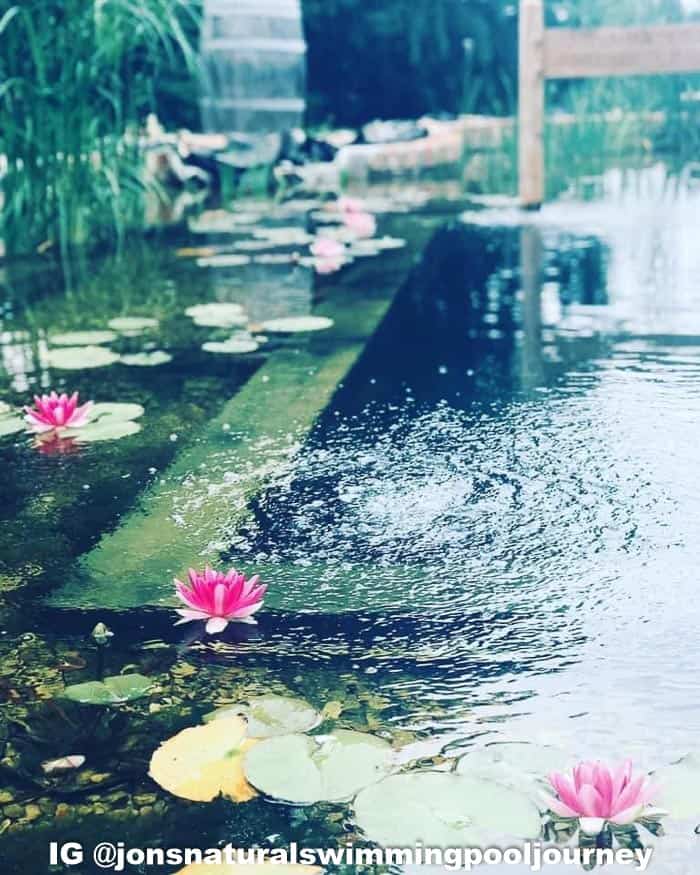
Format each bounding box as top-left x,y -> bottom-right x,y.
1,175 -> 699,872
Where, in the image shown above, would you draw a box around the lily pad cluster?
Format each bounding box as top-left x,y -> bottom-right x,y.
150,694 -> 393,808
184,202 -> 406,277
149,694 -> 566,848
185,302 -> 334,356
42,316 -> 169,369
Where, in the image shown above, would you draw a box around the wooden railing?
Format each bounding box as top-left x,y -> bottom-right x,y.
518,0 -> 700,207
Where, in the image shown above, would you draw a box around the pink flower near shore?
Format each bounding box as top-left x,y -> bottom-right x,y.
310,237 -> 346,259
174,566 -> 267,635
543,760 -> 662,834
24,391 -> 93,434
343,210 -> 376,238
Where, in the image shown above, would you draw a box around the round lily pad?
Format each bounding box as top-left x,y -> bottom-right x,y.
189,211 -> 263,234
243,730 -> 394,805
253,228 -> 314,246
233,239 -> 281,252
353,771 -> 542,847
654,754 -> 700,819
186,303 -> 248,328
202,337 -> 259,355
456,742 -> 570,796
0,408 -> 24,437
67,420 -> 142,442
50,330 -> 118,346
45,346 -> 120,370
196,254 -> 251,268
120,351 -> 173,367
349,237 -> 407,257
149,717 -> 258,803
108,317 -> 159,335
204,695 -> 322,738
254,253 -> 299,265
259,317 -> 334,334
62,402 -> 144,443
62,673 -> 152,705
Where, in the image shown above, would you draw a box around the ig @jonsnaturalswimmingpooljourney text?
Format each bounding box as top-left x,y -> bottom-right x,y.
48,840 -> 655,871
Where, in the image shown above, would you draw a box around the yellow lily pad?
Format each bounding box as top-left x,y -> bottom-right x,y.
149,718 -> 258,803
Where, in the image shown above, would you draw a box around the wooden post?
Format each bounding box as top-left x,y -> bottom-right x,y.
519,0 -> 545,209
518,225 -> 545,386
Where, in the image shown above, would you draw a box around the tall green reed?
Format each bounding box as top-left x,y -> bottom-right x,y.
0,0 -> 200,259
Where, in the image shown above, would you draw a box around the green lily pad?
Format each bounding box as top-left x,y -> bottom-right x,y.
243,730 -> 394,804
50,330 -> 118,346
654,754 -> 700,819
259,317 -> 334,334
189,211 -> 263,234
353,771 -> 542,847
0,409 -> 24,437
120,351 -> 173,367
186,303 -> 248,329
253,253 -> 299,265
108,317 -> 159,335
45,346 -> 120,370
233,239 -> 280,252
196,254 -> 251,268
253,228 -> 314,246
202,337 -> 259,355
67,420 -> 142,442
348,237 -> 407,257
205,695 -> 322,738
90,402 -> 145,421
456,742 -> 570,796
62,402 -> 144,443
62,673 -> 152,705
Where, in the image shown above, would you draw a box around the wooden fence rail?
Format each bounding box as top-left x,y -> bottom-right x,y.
518,0 -> 700,207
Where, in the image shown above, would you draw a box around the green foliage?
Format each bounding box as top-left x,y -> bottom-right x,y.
0,0 -> 200,256
302,0 -> 518,127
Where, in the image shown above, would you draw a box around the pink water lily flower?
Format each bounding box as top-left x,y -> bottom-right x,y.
24,391 -> 93,434
544,760 -> 663,835
311,237 -> 346,259
343,210 -> 376,238
174,566 -> 267,635
337,195 -> 365,214
315,257 -> 344,275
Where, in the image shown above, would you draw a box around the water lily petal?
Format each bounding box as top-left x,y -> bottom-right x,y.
206,617 -> 229,635
609,803 -> 645,825
579,817 -> 606,835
